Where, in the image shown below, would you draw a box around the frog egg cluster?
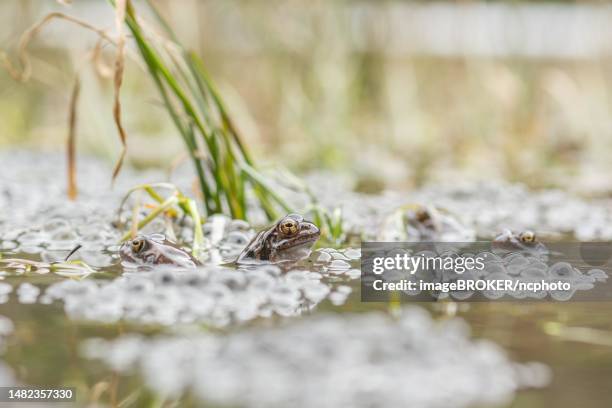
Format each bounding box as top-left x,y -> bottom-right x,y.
443,257 -> 608,301
3,150 -> 612,258
0,151 -> 125,242
304,174 -> 612,241
0,151 -> 127,254
409,182 -> 612,240
313,247 -> 361,281
0,151 -> 263,270
2,215 -> 119,268
198,214 -> 255,262
42,265 -> 352,327
0,151 -> 201,263
82,308 -> 550,408
366,248 -> 608,301
16,283 -> 40,304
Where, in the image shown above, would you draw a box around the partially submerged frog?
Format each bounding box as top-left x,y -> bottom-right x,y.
379,204 -> 475,242
120,233 -> 200,268
237,214 -> 320,263
492,229 -> 546,256
119,214 -> 319,267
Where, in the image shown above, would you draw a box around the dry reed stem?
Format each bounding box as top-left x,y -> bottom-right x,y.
0,12 -> 116,82
111,0 -> 129,183
67,75 -> 80,200
90,38 -> 115,78
88,381 -> 110,406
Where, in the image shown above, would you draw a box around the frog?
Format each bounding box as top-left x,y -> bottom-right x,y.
119,233 -> 201,268
492,229 -> 546,256
379,204 -> 475,242
237,213 -> 320,263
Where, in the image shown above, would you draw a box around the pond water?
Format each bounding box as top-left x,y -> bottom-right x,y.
1,151 -> 612,407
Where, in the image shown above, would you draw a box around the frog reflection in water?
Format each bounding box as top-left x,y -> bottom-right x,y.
237,214 -> 320,263
120,233 -> 201,268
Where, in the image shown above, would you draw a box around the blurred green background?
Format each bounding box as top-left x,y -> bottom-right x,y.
1,0 -> 612,192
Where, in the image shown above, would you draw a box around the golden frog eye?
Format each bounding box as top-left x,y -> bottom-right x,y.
131,238 -> 145,253
519,231 -> 535,243
278,218 -> 299,236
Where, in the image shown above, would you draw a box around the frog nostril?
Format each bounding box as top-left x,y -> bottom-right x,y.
302,223 -> 318,232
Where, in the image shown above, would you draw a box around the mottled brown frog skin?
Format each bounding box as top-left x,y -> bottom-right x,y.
237,214 -> 320,263
406,205 -> 438,232
400,204 -> 448,239
120,234 -> 200,268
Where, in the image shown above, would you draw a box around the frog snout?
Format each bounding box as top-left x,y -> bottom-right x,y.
118,242 -> 129,257
301,222 -> 320,237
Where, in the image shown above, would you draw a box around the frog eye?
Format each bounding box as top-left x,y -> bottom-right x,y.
519,231 -> 535,243
278,218 -> 299,236
131,238 -> 145,253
